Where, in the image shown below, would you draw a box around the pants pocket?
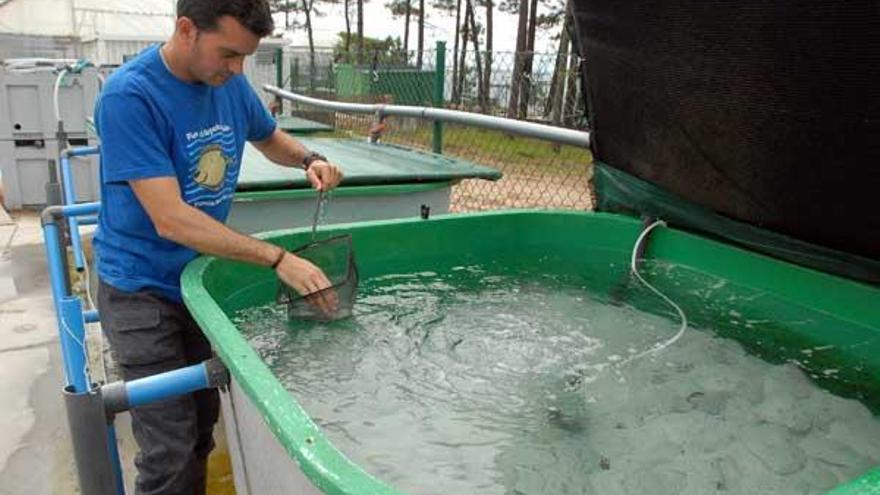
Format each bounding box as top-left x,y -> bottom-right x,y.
103,304 -> 182,366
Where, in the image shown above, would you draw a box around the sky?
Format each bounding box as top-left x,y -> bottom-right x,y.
276,1 -> 563,54
0,0 -> 562,55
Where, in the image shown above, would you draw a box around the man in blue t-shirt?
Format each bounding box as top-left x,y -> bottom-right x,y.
93,1 -> 343,493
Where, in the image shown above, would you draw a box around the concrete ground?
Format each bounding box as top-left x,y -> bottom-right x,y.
0,211 -> 80,494
0,211 -> 235,494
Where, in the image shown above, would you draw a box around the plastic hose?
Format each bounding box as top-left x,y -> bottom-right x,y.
617,220 -> 688,367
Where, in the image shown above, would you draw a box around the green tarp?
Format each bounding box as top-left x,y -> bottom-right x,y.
237,138 -> 501,191
594,162 -> 880,286
275,116 -> 334,134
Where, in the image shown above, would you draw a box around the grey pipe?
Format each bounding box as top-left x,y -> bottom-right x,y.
64,385 -> 120,495
102,380 -> 129,417
262,85 -> 591,149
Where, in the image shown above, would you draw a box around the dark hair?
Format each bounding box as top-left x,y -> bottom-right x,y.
177,0 -> 274,37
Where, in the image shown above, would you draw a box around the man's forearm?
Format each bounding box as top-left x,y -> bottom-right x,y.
251,129 -> 343,193
254,129 -> 309,168
156,202 -> 281,267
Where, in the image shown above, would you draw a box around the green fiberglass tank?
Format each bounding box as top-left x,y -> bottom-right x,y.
182,210 -> 880,495
229,138 -> 500,234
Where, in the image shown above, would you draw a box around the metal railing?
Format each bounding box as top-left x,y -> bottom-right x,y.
263,85 -> 591,149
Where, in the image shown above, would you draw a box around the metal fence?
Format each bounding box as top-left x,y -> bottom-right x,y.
245,43 -> 593,212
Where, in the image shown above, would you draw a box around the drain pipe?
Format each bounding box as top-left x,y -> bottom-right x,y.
262,85 -> 592,149
63,385 -> 120,494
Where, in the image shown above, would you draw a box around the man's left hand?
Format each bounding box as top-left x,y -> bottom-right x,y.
306,161 -> 343,192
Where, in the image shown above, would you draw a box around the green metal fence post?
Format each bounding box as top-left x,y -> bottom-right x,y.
432,41 -> 446,154
274,47 -> 283,114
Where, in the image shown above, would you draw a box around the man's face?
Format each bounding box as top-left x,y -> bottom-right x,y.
183,16 -> 261,86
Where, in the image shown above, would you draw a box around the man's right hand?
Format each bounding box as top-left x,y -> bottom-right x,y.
275,251 -> 338,315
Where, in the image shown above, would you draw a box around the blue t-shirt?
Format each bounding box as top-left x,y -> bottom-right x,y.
93,45 -> 276,302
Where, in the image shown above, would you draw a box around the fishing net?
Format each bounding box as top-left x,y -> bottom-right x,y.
276,234 -> 359,321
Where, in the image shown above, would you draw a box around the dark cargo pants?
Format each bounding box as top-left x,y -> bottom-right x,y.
98,280 -> 220,495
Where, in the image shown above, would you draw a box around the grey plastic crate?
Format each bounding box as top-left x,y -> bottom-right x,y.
0,67 -> 101,208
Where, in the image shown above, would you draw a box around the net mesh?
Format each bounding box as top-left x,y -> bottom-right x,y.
276,235 -> 359,322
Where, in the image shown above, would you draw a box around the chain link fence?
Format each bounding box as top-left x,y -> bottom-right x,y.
245,44 -> 593,212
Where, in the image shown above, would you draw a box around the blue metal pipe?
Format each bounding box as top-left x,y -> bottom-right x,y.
41,204 -> 100,316
60,154 -> 77,206
42,222 -> 69,314
105,424 -> 125,495
66,145 -> 100,157
79,215 -> 98,226
69,218 -> 85,270
125,362 -> 210,409
83,309 -> 100,323
43,201 -> 126,494
42,208 -> 100,391
59,296 -> 90,392
57,202 -> 101,218
59,154 -> 85,270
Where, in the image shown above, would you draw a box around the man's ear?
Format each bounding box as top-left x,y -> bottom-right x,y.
176,16 -> 199,45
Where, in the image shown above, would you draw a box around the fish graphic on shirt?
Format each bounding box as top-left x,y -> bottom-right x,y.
193,144 -> 231,191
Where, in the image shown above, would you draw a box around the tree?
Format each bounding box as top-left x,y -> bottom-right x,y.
387,0 -> 423,53
417,0 -> 425,67
453,0 -> 463,101
268,0 -> 297,30
563,41 -> 580,127
502,0 -> 561,118
267,0 -> 296,30
465,0 -> 484,108
269,0 -> 325,86
301,0 -> 317,76
315,0 -> 352,58
482,0 -> 493,112
394,0 -> 428,67
344,0 -> 352,53
503,0 -> 529,118
334,33 -> 402,60
456,3 -> 470,99
357,0 -> 365,62
432,0 -> 463,102
518,0 -> 539,118
543,0 -> 570,122
405,0 -> 412,52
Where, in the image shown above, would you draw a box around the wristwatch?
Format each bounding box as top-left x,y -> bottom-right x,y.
301,151 -> 327,171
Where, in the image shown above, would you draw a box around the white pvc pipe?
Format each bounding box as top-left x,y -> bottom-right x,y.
54,68 -> 69,124
3,58 -> 80,71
